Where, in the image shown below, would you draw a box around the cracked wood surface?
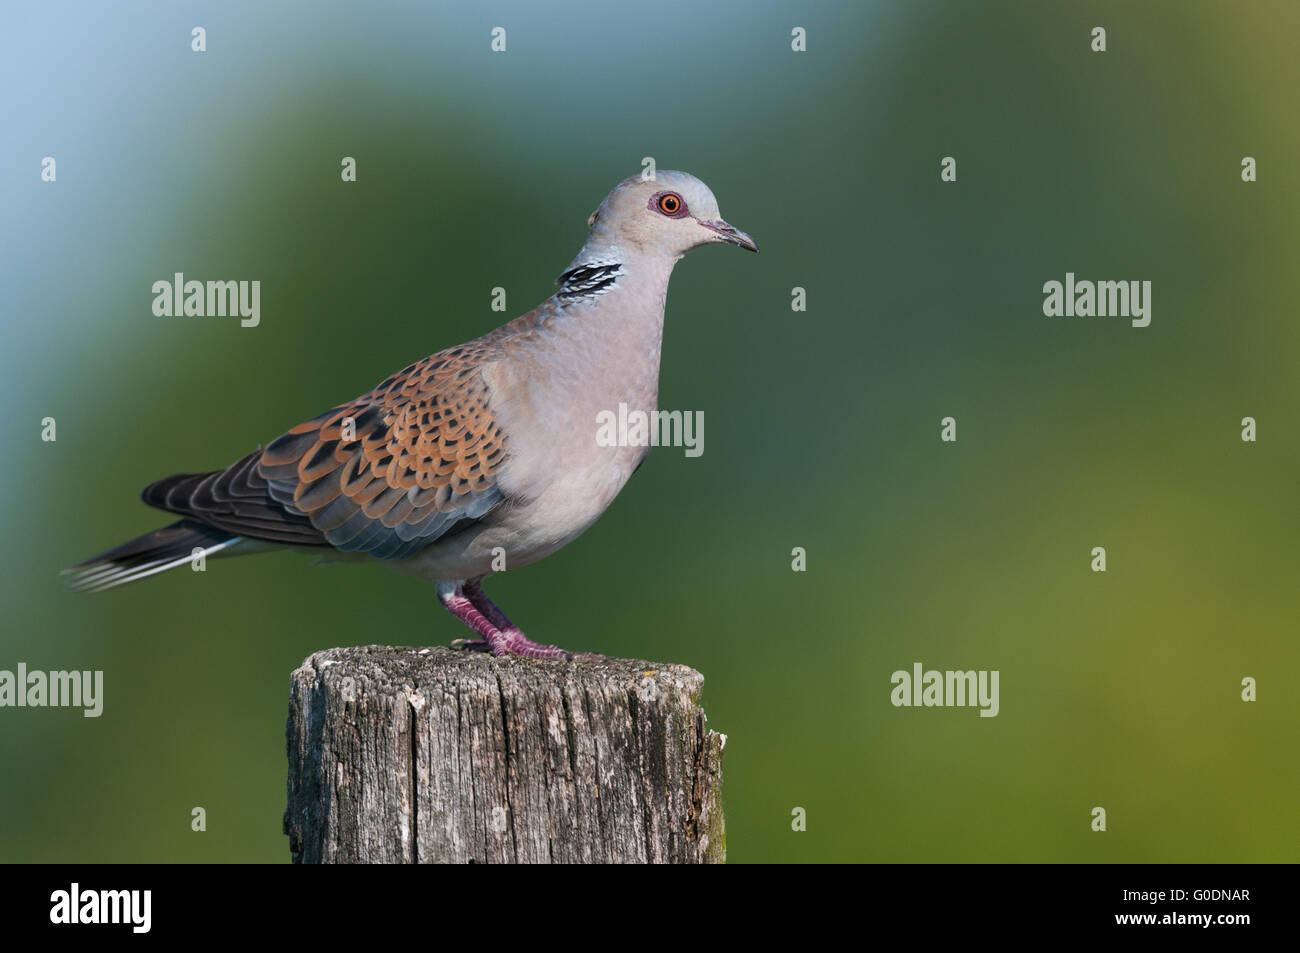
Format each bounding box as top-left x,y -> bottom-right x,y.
284,645 -> 726,863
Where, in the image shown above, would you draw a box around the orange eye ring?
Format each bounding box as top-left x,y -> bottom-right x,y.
649,190 -> 688,217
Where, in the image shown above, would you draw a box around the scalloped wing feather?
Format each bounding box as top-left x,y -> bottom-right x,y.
256,345 -> 510,559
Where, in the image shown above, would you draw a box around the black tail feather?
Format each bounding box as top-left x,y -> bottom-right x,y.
64,520 -> 242,593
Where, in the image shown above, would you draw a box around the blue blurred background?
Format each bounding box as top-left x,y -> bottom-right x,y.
1,0 -> 1296,862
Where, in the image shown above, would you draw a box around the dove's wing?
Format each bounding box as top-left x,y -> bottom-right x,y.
144,342 -> 512,560
140,450 -> 325,546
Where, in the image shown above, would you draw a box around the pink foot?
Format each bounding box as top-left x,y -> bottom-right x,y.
440,582 -> 574,661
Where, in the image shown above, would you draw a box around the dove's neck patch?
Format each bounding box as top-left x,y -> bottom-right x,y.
556,262 -> 624,303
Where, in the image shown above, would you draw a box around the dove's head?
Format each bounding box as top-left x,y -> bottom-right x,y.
582,170 -> 758,261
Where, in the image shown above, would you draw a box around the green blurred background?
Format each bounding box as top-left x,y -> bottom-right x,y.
2,0 -> 1296,862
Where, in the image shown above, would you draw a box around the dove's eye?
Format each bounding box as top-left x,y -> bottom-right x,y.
652,192 -> 687,217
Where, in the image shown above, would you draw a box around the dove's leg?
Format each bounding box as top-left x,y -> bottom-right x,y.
438,582 -> 572,661
463,580 -> 520,633
437,586 -> 497,650
464,580 -> 574,660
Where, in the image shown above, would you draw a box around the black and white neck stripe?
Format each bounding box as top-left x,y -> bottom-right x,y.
556,262 -> 624,303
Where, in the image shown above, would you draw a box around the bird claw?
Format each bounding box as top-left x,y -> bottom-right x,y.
449,634 -> 573,661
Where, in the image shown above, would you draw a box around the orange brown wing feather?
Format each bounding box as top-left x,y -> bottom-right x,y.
258,345 -> 510,559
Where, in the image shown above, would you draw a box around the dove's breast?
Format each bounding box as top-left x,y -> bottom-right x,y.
403,273 -> 670,582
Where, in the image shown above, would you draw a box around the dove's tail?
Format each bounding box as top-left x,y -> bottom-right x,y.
63,519 -> 243,593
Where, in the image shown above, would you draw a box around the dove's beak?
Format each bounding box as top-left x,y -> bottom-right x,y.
698,218 -> 759,253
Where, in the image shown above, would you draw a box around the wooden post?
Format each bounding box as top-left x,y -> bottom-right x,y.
284,645 -> 726,863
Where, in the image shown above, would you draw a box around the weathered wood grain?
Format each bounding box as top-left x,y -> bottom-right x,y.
284,645 -> 725,863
